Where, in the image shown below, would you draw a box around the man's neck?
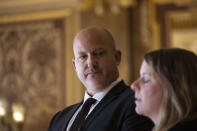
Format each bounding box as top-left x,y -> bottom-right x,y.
86,77 -> 122,97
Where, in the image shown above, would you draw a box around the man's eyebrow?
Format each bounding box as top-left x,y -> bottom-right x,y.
76,51 -> 86,55
93,48 -> 105,51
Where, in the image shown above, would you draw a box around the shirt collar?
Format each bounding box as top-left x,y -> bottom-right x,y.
84,77 -> 122,102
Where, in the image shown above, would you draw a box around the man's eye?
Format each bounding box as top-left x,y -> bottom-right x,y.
78,55 -> 87,60
94,51 -> 105,56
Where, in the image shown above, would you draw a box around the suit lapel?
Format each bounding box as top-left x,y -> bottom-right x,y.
84,81 -> 127,128
61,101 -> 83,131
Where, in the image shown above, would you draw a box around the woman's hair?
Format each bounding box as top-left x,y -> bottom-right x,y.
144,48 -> 197,131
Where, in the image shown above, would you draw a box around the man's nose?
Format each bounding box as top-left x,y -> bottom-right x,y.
87,55 -> 97,67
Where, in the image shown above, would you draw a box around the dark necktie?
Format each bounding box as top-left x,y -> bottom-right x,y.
69,98 -> 96,131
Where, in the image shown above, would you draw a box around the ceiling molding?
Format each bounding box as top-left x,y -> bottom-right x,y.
0,0 -> 77,16
154,0 -> 192,6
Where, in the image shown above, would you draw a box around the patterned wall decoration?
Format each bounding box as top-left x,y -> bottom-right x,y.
0,17 -> 66,131
168,10 -> 197,54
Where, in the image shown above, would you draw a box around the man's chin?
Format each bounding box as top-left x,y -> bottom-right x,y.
86,81 -> 104,88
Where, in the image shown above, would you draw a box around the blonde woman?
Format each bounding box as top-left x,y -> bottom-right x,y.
131,48 -> 197,131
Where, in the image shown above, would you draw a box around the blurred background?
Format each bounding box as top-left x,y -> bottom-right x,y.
0,0 -> 196,130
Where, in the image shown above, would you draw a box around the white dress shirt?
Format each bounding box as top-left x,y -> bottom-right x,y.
66,77 -> 122,131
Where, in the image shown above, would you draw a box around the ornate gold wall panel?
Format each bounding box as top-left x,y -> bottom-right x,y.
154,1 -> 197,49
166,10 -> 197,53
0,9 -> 81,131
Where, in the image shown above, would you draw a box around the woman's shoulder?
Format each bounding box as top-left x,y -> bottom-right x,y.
168,119 -> 197,131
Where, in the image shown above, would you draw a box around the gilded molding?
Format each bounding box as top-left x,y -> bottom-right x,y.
0,9 -> 72,23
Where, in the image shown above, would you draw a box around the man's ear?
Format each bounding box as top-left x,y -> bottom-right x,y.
72,58 -> 76,71
115,50 -> 121,66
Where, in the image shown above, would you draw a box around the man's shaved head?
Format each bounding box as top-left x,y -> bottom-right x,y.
73,27 -> 116,52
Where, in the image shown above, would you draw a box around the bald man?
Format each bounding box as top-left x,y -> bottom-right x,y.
48,27 -> 153,131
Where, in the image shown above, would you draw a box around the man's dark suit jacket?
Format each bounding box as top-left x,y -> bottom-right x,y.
48,81 -> 153,131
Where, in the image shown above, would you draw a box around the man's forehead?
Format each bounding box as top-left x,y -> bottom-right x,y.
74,37 -> 110,49
74,46 -> 105,54
75,33 -> 105,44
